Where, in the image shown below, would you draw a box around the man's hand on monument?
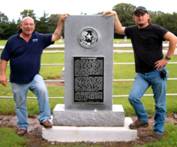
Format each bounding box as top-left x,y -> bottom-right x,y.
102,11 -> 117,17
102,11 -> 125,35
52,14 -> 69,42
59,14 -> 69,23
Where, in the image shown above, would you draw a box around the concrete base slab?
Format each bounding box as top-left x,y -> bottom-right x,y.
53,104 -> 125,126
42,117 -> 137,142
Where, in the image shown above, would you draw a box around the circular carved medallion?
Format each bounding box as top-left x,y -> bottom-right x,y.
79,27 -> 98,49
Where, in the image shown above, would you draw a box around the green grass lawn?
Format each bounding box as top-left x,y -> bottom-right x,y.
0,40 -> 7,45
0,128 -> 26,147
0,52 -> 177,115
1,121 -> 177,147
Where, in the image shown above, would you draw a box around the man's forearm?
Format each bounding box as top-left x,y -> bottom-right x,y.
52,20 -> 64,41
0,59 -> 8,86
103,11 -> 125,35
52,14 -> 69,42
164,32 -> 177,59
165,45 -> 176,60
114,14 -> 125,35
0,60 -> 7,75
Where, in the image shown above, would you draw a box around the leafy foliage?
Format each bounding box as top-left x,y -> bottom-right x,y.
1,3 -> 177,39
20,9 -> 36,20
113,3 -> 135,26
113,3 -> 177,36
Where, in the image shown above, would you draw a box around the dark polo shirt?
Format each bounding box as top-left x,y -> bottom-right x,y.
1,32 -> 53,84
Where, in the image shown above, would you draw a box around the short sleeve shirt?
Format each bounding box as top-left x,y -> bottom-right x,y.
1,32 -> 54,83
125,24 -> 168,73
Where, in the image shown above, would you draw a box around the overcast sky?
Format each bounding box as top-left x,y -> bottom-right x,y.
0,0 -> 177,21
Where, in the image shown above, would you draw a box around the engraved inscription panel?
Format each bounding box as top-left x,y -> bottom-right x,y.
74,57 -> 104,103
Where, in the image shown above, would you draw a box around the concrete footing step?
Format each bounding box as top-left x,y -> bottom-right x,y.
42,117 -> 137,142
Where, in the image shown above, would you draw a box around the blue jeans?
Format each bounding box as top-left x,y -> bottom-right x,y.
11,74 -> 51,129
128,69 -> 167,134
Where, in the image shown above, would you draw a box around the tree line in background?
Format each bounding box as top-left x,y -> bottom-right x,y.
0,9 -> 59,39
113,3 -> 177,38
1,3 -> 177,39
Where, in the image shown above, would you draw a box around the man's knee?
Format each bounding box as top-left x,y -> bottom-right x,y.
36,85 -> 48,94
128,94 -> 140,104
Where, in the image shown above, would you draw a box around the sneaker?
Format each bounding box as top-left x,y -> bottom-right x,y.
16,128 -> 27,136
129,119 -> 148,129
40,119 -> 52,128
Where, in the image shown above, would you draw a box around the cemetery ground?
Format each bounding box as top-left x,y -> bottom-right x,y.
1,78 -> 177,147
1,41 -> 177,146
1,109 -> 177,146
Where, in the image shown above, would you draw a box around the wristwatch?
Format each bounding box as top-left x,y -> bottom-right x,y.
165,56 -> 171,61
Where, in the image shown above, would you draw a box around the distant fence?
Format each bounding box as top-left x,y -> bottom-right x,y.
0,43 -> 172,51
0,43 -> 177,99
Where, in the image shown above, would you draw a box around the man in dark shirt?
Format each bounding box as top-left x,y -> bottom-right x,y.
103,6 -> 177,137
0,14 -> 68,135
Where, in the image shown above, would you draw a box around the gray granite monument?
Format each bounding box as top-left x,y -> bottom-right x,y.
53,15 -> 124,126
42,15 -> 137,142
65,15 -> 113,110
